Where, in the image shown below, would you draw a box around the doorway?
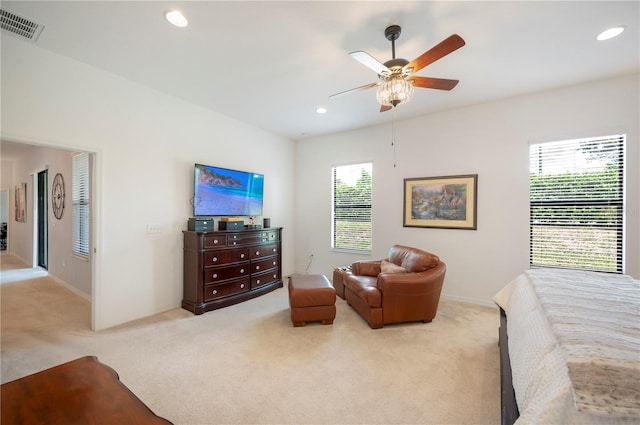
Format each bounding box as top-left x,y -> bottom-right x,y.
37,170 -> 48,269
4,140 -> 97,330
1,190 -> 8,251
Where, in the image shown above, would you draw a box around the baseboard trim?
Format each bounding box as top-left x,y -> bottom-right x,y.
441,293 -> 497,309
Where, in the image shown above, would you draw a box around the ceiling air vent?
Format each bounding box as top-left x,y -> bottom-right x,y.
0,9 -> 44,42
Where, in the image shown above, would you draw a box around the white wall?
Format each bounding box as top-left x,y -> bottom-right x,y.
1,159 -> 14,251
0,191 -> 7,223
1,158 -> 13,254
296,73 -> 640,306
1,35 -> 296,330
2,33 -> 637,327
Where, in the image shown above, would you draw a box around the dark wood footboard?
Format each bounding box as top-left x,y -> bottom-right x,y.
1,356 -> 173,424
499,307 -> 519,425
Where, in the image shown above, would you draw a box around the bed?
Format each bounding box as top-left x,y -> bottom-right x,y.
494,268 -> 639,425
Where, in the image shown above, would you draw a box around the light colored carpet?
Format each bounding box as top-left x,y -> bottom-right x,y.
1,254 -> 501,424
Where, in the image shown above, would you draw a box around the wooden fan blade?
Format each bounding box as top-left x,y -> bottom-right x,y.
380,105 -> 393,113
329,82 -> 379,99
349,51 -> 391,76
411,76 -> 459,91
404,34 -> 465,74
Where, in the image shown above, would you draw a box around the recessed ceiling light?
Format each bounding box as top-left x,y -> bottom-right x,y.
597,26 -> 625,41
165,10 -> 188,27
316,107 -> 327,114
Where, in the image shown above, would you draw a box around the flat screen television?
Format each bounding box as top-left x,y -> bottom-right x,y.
193,164 -> 264,217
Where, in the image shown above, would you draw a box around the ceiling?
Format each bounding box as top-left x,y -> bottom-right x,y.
1,1 -> 638,143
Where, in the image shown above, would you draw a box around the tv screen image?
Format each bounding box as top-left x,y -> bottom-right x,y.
194,164 -> 264,216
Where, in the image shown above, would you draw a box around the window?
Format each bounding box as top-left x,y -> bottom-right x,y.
72,152 -> 90,258
529,135 -> 624,273
332,163 -> 372,252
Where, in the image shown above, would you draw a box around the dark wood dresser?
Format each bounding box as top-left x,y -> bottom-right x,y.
182,227 -> 283,314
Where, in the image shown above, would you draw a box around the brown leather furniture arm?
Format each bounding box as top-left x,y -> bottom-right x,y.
377,262 -> 447,324
351,260 -> 382,277
377,269 -> 435,291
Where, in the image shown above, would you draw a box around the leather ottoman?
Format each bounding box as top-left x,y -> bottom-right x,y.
288,274 -> 336,327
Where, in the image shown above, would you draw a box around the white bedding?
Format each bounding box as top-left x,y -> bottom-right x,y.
494,269 -> 640,425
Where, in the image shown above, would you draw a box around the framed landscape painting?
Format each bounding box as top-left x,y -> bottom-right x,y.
403,174 -> 477,230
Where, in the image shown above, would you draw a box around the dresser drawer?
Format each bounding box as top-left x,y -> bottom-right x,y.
251,257 -> 278,274
261,230 -> 279,242
226,230 -> 279,246
204,263 -> 249,284
251,269 -> 280,290
204,248 -> 249,267
204,234 -> 226,248
204,278 -> 250,302
250,244 -> 279,259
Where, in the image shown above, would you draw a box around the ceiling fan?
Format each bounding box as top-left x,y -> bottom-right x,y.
330,25 -> 465,112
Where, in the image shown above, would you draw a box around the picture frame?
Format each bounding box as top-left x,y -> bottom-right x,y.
403,174 -> 477,230
15,182 -> 27,223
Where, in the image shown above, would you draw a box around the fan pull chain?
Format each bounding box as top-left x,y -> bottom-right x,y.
391,107 -> 397,168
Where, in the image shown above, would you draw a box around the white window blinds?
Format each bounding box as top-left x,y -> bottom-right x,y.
529,135 -> 624,273
72,152 -> 90,257
332,163 -> 372,252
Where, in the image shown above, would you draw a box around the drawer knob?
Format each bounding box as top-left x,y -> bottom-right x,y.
212,289 -> 218,295
256,279 -> 261,284
232,242 -> 237,245
255,251 -> 260,256
240,269 -> 245,273
214,240 -> 219,244
213,273 -> 218,278
256,265 -> 260,270
240,284 -> 245,289
272,248 -> 276,252
212,257 -> 218,262
272,261 -> 276,266
241,253 -> 245,258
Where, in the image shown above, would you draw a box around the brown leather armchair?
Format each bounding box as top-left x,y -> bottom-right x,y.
343,245 -> 446,329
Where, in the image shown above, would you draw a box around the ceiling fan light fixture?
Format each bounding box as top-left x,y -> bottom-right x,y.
376,77 -> 414,107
